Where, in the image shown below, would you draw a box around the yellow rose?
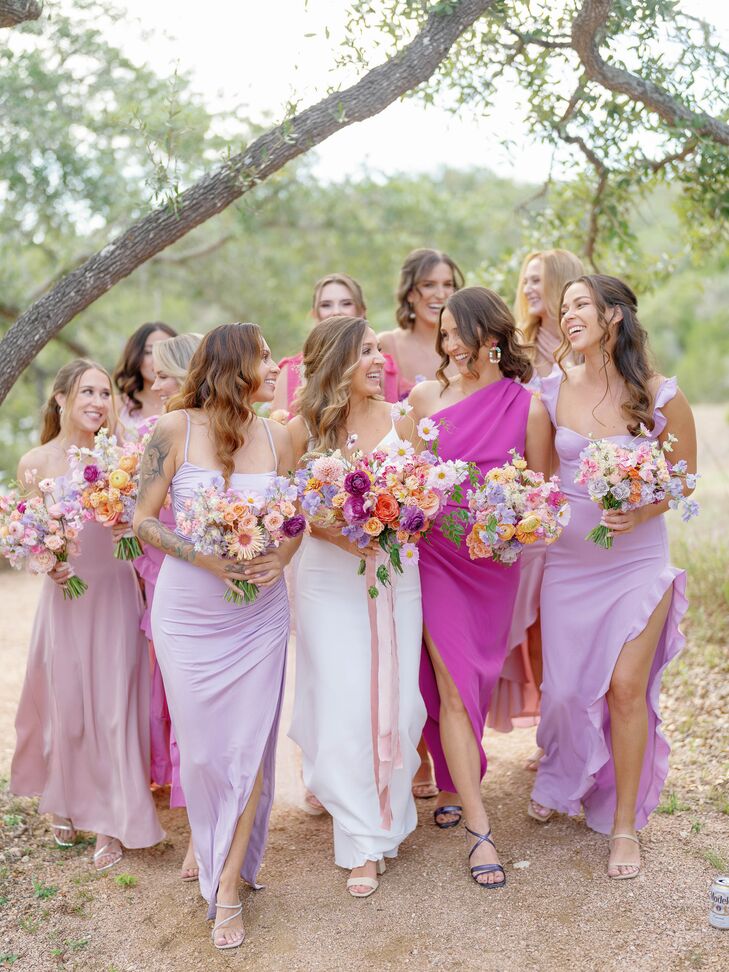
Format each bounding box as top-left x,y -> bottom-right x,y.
109,469 -> 130,489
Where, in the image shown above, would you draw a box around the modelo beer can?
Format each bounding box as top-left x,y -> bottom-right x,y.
709,875 -> 729,929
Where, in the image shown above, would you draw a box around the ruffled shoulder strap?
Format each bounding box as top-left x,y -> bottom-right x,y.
533,367 -> 564,427
652,375 -> 678,437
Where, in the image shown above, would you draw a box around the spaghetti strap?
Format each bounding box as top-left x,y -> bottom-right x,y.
262,418 -> 277,469
182,410 -> 191,463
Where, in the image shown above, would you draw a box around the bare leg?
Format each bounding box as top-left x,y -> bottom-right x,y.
424,628 -> 502,885
606,588 -> 672,877
180,827 -> 198,881
412,735 -> 438,798
213,766 -> 264,947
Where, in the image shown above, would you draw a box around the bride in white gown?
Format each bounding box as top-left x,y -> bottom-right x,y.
288,315 -> 426,898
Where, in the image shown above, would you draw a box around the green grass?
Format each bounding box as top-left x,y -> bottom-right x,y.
656,791 -> 690,815
113,873 -> 138,888
0,957 -> 19,967
671,538 -> 729,648
2,815 -> 21,828
32,879 -> 58,900
690,820 -> 704,834
703,848 -> 729,871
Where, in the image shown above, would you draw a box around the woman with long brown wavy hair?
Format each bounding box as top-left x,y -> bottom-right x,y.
287,316 -> 426,899
407,287 -> 552,888
530,275 -> 696,880
11,359 -> 163,872
133,323 -> 298,950
113,321 -> 177,433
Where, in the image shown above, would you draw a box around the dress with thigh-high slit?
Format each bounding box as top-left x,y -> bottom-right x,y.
531,373 -> 687,833
151,414 -> 288,916
418,378 -> 533,790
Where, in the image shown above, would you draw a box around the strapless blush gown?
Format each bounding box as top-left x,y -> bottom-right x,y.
11,517 -> 163,848
532,374 -> 687,833
418,378 -> 532,790
151,416 -> 288,917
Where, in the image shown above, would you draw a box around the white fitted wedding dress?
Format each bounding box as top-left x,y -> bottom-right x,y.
289,426 -> 426,869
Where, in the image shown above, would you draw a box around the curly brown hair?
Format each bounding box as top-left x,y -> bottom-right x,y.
168,323 -> 264,484
395,248 -> 464,330
436,287 -> 533,389
113,321 -> 177,415
557,274 -> 656,434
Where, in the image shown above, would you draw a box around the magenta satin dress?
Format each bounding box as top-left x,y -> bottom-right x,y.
11,516 -> 164,849
150,416 -> 288,917
418,378 -> 532,791
532,374 -> 687,833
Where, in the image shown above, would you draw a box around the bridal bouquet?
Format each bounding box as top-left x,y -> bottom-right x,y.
68,427 -> 147,559
176,475 -> 306,604
443,451 -> 570,565
0,482 -> 87,599
576,432 -> 699,548
295,422 -> 470,597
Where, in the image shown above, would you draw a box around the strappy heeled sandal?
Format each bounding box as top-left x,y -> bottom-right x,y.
51,821 -> 76,848
433,805 -> 463,829
608,833 -> 641,880
527,798 -> 554,823
346,858 -> 386,899
92,840 -> 123,872
212,901 -> 245,950
465,825 -> 506,889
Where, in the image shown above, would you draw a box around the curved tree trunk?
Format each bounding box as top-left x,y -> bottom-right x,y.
0,0 -> 495,403
0,0 -> 42,28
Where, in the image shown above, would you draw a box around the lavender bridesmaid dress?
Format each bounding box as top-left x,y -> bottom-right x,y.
419,378 -> 532,790
532,374 -> 688,833
151,415 -> 288,918
11,512 -> 164,849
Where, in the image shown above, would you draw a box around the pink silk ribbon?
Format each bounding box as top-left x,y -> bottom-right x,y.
366,552 -> 402,830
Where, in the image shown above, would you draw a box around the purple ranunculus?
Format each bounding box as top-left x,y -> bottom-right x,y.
343,470 -> 370,496
343,495 -> 369,524
83,464 -> 101,483
283,515 -> 306,539
399,505 -> 425,533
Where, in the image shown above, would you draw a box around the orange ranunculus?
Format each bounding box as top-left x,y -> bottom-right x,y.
497,523 -> 516,541
467,530 -> 491,560
119,455 -> 137,473
419,491 -> 441,518
95,499 -> 121,526
374,492 -> 400,524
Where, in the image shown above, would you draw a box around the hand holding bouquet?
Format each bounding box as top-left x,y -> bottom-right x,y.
296,420 -> 469,597
0,481 -> 87,599
68,427 -> 147,559
177,475 -> 306,605
576,433 -> 699,549
443,450 -> 570,565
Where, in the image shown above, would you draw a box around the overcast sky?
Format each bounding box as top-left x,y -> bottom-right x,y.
116,0 -> 729,185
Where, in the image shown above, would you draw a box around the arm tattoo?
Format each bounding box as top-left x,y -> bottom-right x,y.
137,517 -> 197,564
137,425 -> 173,503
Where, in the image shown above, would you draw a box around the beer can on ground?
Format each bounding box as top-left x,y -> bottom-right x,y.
709,875 -> 729,929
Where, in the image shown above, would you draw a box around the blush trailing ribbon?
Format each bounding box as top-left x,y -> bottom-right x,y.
366,552 -> 402,830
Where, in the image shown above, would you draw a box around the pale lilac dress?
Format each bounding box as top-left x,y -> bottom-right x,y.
11,508 -> 164,849
532,373 -> 687,833
151,415 -> 288,917
419,378 -> 533,789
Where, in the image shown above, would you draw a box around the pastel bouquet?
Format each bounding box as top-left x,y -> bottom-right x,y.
0,481 -> 87,599
295,415 -> 470,597
576,432 -> 699,548
443,450 -> 570,565
176,475 -> 306,604
68,427 -> 145,559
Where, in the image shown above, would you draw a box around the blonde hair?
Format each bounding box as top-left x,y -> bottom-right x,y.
40,359 -> 116,444
311,273 -> 366,320
295,316 -> 370,452
152,333 -> 203,386
514,249 -> 585,345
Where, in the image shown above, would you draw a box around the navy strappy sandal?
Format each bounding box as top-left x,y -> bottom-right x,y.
465,825 -> 506,889
433,805 -> 463,829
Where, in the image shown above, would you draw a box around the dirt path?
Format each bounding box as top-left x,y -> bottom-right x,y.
0,570 -> 726,972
